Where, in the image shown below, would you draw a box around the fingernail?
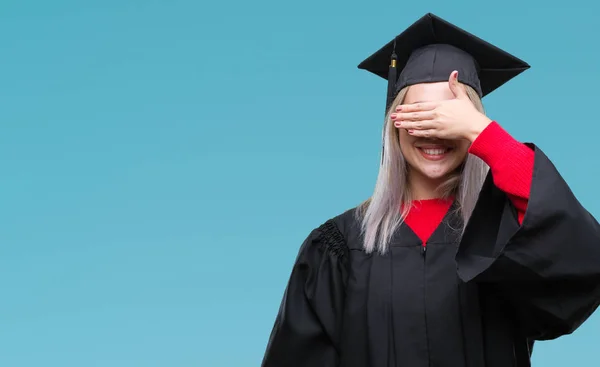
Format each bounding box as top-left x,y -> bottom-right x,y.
408,129 -> 414,134
396,106 -> 402,111
395,121 -> 401,127
391,113 -> 397,119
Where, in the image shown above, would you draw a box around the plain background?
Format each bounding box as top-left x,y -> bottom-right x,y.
1,0 -> 599,366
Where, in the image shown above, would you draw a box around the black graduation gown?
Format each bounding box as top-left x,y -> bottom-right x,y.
261,145 -> 600,367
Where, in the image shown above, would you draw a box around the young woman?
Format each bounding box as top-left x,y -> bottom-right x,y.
261,13 -> 600,367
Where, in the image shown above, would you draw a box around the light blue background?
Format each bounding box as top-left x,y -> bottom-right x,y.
1,1 -> 598,366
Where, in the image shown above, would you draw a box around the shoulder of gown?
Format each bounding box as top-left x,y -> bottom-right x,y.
260,206 -> 360,367
298,205 -> 362,260
327,206 -> 364,249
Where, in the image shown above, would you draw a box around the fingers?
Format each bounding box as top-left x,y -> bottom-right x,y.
392,110 -> 436,131
448,70 -> 458,83
406,129 -> 437,138
391,110 -> 436,122
394,119 -> 436,131
449,70 -> 469,100
395,101 -> 437,113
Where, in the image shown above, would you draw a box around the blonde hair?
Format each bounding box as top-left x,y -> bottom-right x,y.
357,85 -> 489,254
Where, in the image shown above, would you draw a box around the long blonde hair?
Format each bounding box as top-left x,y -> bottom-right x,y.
357,85 -> 489,254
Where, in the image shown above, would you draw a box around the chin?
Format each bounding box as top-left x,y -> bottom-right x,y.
417,164 -> 459,180
406,145 -> 467,180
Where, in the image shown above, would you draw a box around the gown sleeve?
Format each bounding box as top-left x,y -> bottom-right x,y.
456,142 -> 600,341
261,220 -> 348,367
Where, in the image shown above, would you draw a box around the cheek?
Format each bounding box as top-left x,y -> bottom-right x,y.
455,141 -> 470,158
442,142 -> 470,173
398,129 -> 414,150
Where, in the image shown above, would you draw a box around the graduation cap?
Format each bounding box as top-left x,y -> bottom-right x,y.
358,13 -> 530,112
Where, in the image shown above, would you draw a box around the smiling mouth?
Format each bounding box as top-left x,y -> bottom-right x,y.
417,146 -> 453,160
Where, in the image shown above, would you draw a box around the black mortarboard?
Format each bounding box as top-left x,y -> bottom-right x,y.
358,13 -> 530,112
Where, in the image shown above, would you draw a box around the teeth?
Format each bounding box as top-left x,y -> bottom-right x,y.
422,148 -> 447,155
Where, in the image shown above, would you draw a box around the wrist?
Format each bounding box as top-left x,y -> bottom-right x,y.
466,114 -> 493,143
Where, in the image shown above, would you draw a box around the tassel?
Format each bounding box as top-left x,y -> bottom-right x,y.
386,49 -> 398,111
382,40 -> 398,165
